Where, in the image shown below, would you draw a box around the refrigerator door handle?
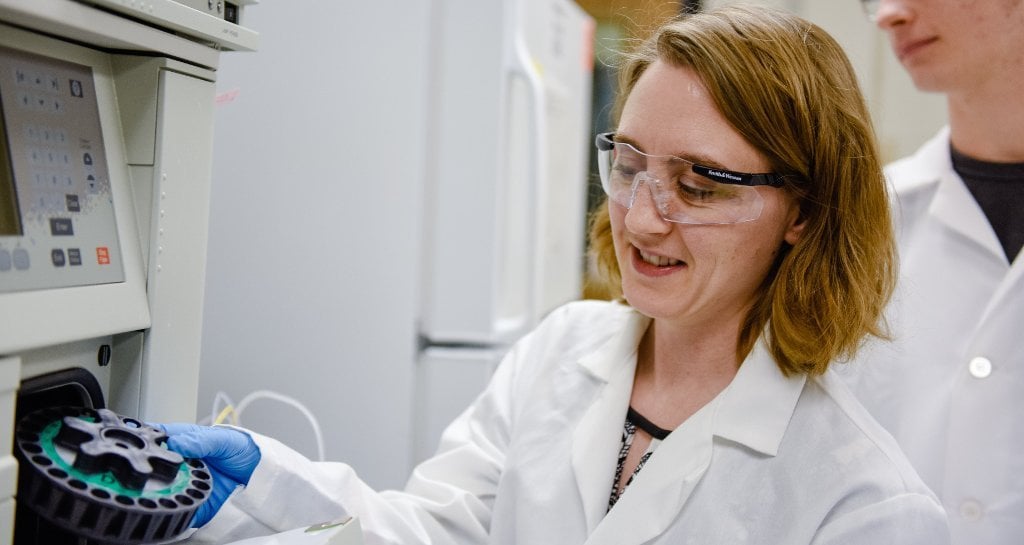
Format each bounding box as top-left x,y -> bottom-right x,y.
505,27 -> 547,333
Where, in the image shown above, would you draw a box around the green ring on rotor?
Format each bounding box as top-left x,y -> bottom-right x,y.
38,418 -> 193,499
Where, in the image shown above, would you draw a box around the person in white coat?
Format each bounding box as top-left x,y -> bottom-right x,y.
844,2 -> 1024,544
163,6 -> 950,544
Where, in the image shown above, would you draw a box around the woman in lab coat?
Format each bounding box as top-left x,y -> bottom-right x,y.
168,6 -> 949,544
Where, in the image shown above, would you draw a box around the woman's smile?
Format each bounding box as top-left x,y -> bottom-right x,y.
632,246 -> 685,277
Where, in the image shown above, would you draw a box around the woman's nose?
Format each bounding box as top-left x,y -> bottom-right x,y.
624,173 -> 673,234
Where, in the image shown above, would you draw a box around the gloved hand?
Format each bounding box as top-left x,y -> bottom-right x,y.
157,423 -> 261,528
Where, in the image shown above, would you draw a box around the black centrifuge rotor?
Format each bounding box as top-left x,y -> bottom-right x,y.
15,406 -> 212,544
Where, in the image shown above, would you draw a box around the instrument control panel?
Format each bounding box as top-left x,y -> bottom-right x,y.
0,45 -> 124,293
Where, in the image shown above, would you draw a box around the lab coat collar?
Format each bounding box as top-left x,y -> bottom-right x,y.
931,169 -> 1004,261
576,307 -> 649,382
712,340 -> 806,456
899,127 -> 1005,260
572,309 -> 647,534
571,311 -> 806,544
893,126 -> 951,187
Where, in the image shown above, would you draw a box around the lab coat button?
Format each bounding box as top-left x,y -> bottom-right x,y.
968,357 -> 992,379
959,500 -> 983,522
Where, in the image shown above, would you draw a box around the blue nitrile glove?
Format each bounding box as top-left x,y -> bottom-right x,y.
158,423 -> 261,528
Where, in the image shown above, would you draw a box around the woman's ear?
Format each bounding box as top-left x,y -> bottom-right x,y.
783,203 -> 806,245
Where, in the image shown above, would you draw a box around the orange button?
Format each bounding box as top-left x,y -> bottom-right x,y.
96,247 -> 110,265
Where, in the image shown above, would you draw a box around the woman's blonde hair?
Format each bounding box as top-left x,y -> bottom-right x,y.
588,4 -> 896,376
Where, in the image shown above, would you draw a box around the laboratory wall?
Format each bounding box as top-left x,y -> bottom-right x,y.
199,3 -> 429,489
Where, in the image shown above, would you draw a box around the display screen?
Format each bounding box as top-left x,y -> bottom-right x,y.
0,95 -> 22,236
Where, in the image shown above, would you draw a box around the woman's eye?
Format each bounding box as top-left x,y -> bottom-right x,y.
612,162 -> 640,180
680,185 -> 714,201
676,178 -> 718,202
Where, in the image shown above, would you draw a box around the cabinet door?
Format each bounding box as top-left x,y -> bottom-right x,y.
414,347 -> 503,463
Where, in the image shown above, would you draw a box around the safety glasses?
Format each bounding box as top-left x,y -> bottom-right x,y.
595,132 -> 785,225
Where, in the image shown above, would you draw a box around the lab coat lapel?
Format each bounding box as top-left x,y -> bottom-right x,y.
913,130 -> 1004,261
582,342 -> 804,545
976,247 -> 1024,330
930,167 -> 1005,261
913,128 -> 1024,327
586,399 -> 716,545
571,311 -> 649,535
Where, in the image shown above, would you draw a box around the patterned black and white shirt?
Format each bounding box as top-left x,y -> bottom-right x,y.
608,407 -> 672,510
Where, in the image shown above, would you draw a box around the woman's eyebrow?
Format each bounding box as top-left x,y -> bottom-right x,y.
613,133 -> 732,171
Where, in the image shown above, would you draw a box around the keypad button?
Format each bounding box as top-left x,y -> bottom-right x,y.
12,248 -> 30,270
51,249 -> 66,267
49,217 -> 74,236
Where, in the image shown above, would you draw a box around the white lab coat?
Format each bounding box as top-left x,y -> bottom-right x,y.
840,127 -> 1024,545
193,300 -> 948,545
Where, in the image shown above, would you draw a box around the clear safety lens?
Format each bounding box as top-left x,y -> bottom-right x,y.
596,136 -> 769,225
